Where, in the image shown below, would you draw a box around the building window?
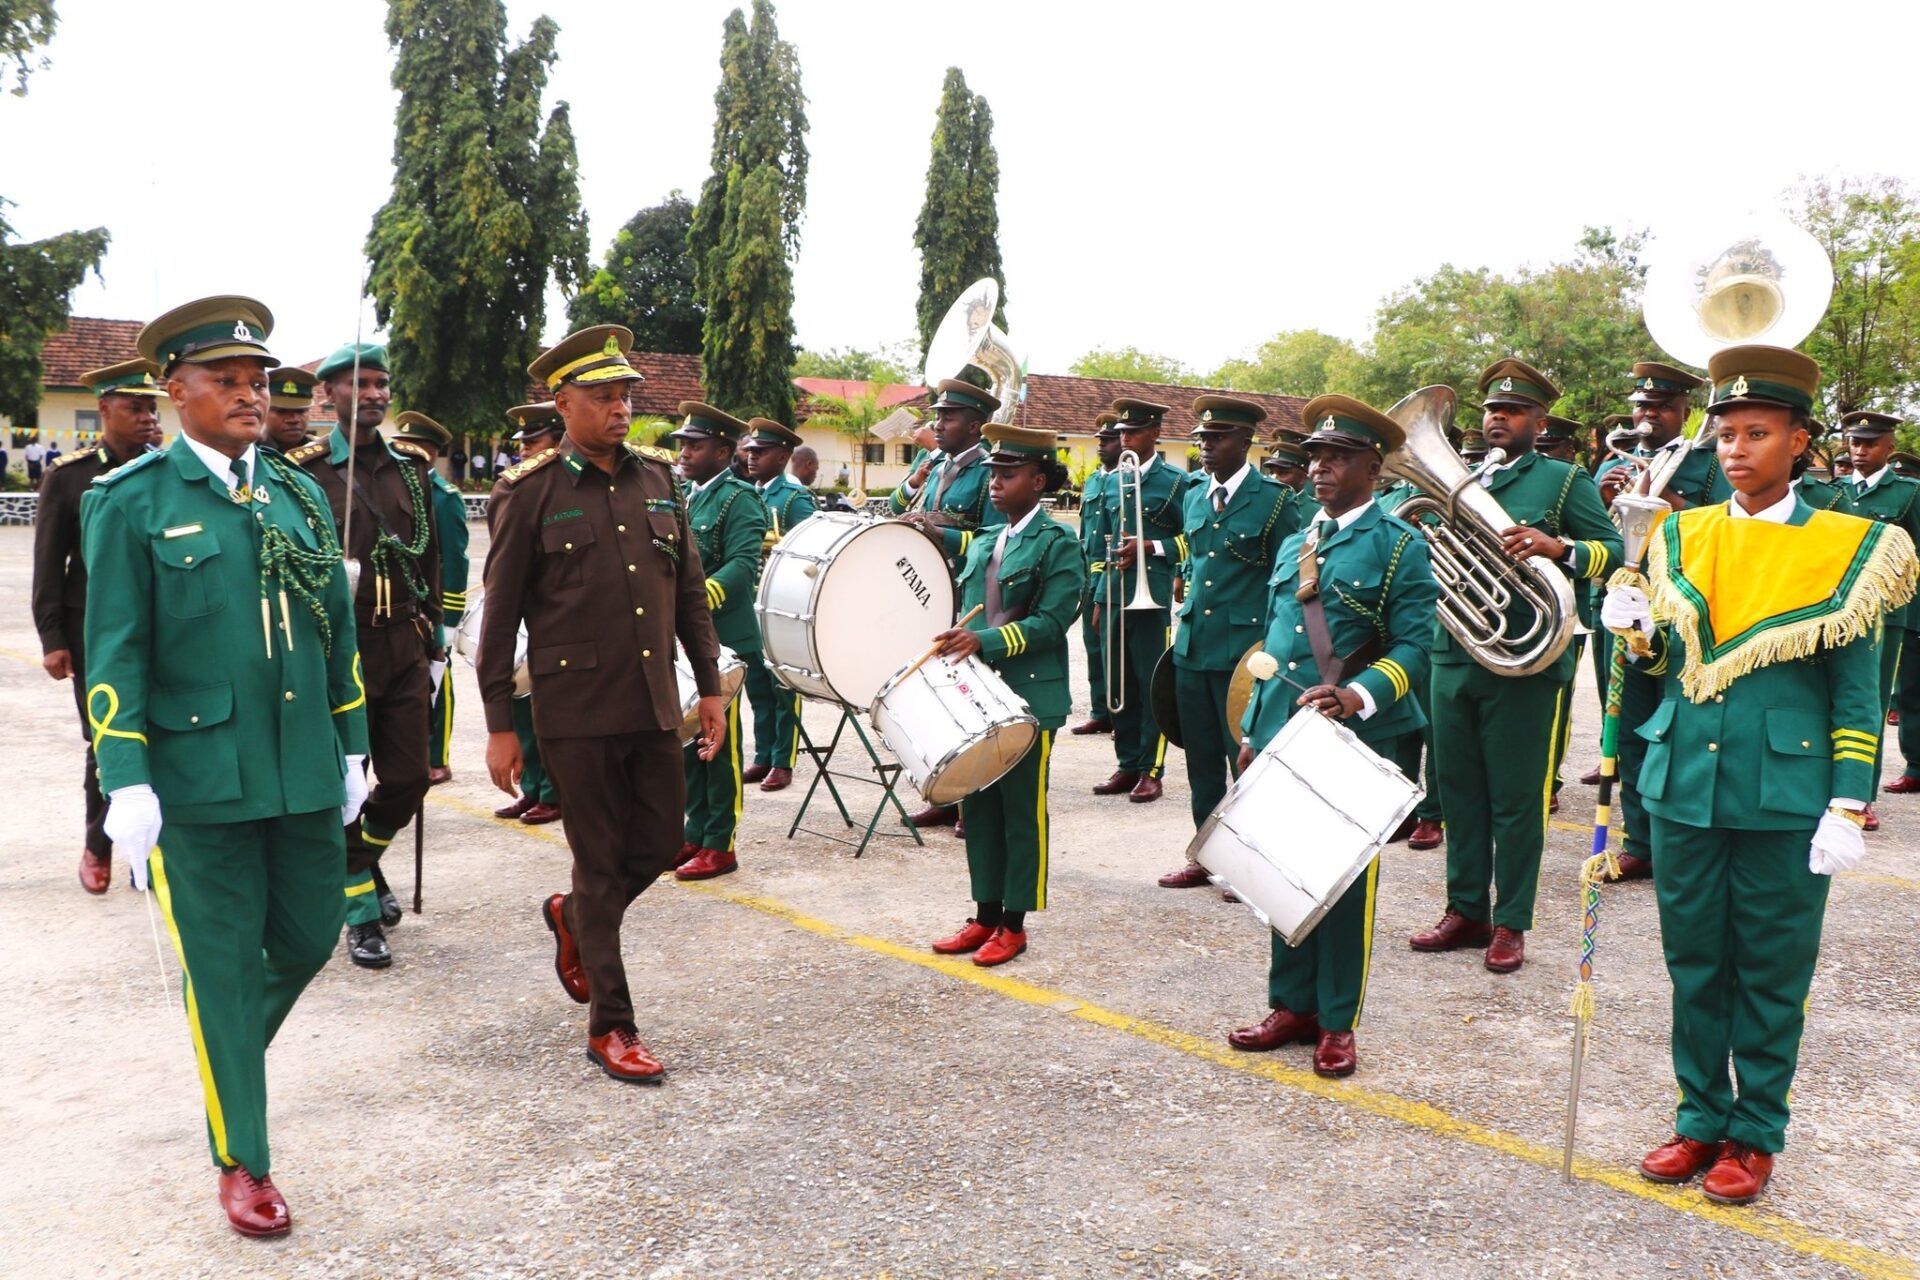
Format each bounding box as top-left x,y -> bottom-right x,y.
861,443 -> 886,464
896,443 -> 916,465
74,409 -> 101,441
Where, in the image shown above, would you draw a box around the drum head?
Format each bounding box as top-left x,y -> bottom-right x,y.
921,720 -> 1037,806
1150,649 -> 1183,749
813,521 -> 955,706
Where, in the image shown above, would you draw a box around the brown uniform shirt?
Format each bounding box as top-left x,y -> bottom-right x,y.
480,440 -> 722,739
31,444 -> 149,656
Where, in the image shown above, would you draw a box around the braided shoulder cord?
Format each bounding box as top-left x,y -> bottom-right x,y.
259,452 -> 345,659
368,459 -> 433,605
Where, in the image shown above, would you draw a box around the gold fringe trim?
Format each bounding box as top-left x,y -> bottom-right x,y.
1647,517 -> 1919,704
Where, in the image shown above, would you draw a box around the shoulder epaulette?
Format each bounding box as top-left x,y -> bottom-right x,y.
501,448 -> 562,485
88,448 -> 166,488
49,448 -> 98,472
286,440 -> 329,466
432,473 -> 462,495
627,442 -> 676,466
391,439 -> 433,463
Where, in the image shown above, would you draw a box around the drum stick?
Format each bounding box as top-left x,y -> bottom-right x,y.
898,605 -> 985,683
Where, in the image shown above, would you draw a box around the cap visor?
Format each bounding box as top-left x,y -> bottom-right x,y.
1303,432 -> 1375,452
178,343 -> 276,366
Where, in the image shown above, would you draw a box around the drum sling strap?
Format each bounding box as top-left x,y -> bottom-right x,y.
1295,521 -> 1379,685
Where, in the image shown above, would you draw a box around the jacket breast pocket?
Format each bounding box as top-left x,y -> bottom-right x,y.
1760,707 -> 1827,814
148,682 -> 240,805
1634,699 -> 1676,800
151,529 -> 227,619
540,520 -> 596,588
646,514 -> 681,571
993,565 -> 1038,614
530,642 -> 598,678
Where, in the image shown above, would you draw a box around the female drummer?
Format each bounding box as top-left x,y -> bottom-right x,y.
928,424 -> 1087,966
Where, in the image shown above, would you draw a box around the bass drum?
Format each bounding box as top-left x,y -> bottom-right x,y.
756,513 -> 955,708
673,644 -> 747,747
452,590 -> 530,696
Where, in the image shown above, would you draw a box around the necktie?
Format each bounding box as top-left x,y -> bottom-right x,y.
1318,518 -> 1336,544
985,530 -> 1008,625
228,457 -> 250,504
1211,485 -> 1227,515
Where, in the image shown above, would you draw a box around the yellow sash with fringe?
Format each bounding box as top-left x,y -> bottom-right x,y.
1645,503 -> 1918,703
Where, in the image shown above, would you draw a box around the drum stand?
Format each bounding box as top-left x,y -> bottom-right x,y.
788,708 -> 925,857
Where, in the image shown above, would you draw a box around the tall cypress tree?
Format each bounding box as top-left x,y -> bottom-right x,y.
689,0 -> 808,423
913,68 -> 1006,362
367,0 -> 589,428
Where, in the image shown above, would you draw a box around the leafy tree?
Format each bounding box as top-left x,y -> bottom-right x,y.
1210,329 -> 1363,397
700,164 -> 797,422
1069,346 -> 1193,385
800,383 -> 901,497
367,0 -> 589,431
913,67 -> 1006,360
0,206 -> 108,428
791,341 -> 916,384
1,0 -> 54,94
1795,176 -> 1920,421
569,193 -> 704,354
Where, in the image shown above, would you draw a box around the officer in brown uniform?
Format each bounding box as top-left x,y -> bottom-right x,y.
31,358 -> 164,892
288,343 -> 441,968
261,367 -> 318,451
480,325 -> 726,1084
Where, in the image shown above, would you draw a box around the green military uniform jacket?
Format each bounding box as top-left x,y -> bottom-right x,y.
759,470 -> 818,540
1595,441 -> 1731,510
689,470 -> 770,655
892,444 -> 1005,566
888,448 -> 938,513
1174,467 -> 1302,671
956,509 -> 1087,730
1796,475 -> 1857,514
1079,466 -> 1113,574
431,469 -> 470,646
1101,453 -> 1188,607
1434,451 -> 1622,681
1244,503 -> 1439,750
79,440 -> 368,825
1844,469 -> 1920,628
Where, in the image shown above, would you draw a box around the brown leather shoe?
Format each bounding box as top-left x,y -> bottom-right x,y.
218,1166 -> 291,1237
972,927 -> 1027,966
741,763 -> 771,784
1069,718 -> 1113,736
1579,766 -> 1603,785
1128,776 -> 1163,803
1639,1134 -> 1726,1184
906,803 -> 959,828
1091,771 -> 1140,796
1409,910 -> 1492,952
1884,774 -> 1920,794
78,849 -> 111,895
494,794 -> 536,819
759,767 -> 793,792
1313,1030 -> 1357,1078
1702,1142 -> 1775,1205
931,919 -> 995,954
587,1027 -> 665,1083
1549,792 -> 1560,814
520,802 -> 562,825
675,847 -> 738,880
541,894 -> 589,1004
1408,820 -> 1444,850
1227,1006 -> 1320,1052
1388,814 -> 1417,844
427,765 -> 452,786
1863,803 -> 1881,832
952,818 -> 966,839
1605,853 -> 1653,882
1484,926 -> 1526,973
1157,861 -> 1212,889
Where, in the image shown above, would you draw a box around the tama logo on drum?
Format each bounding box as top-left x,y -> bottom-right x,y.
895,556 -> 932,607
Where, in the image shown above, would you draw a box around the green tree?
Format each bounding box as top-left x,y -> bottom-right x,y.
1069,346 -> 1193,385
800,383 -> 900,497
791,342 -> 916,384
367,1 -> 588,431
913,67 -> 1006,360
1796,176 -> 1920,420
569,193 -> 704,354
700,165 -> 797,422
1210,329 -> 1363,397
2,0 -> 54,94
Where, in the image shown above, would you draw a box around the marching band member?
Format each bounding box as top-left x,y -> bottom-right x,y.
491,403 -> 566,824
740,417 -> 818,793
1410,359 -> 1620,974
390,412 -> 470,788
1842,411 -> 1920,816
1792,424 -> 1855,514
1603,344 -> 1915,1205
33,358 -> 163,893
671,402 -> 770,881
481,326 -> 726,1084
1227,396 -> 1436,1076
84,296 -> 367,1235
1070,412 -> 1121,736
1260,435 -> 1309,493
1157,396 -> 1301,887
928,425 -> 1086,966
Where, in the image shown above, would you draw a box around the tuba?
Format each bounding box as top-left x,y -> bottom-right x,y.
908,278 -> 1025,532
1382,385 -> 1576,678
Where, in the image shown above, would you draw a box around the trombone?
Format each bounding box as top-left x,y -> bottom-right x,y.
1103,449 -> 1161,712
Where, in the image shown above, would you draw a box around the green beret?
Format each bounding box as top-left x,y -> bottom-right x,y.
315,342 -> 389,382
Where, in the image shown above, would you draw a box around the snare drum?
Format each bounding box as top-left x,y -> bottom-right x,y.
452,591 -> 531,696
1186,708 -> 1422,946
673,645 -> 747,746
869,654 -> 1038,807
757,513 -> 955,708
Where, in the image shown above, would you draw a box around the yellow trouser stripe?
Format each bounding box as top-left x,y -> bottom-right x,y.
725,696 -> 743,851
344,878 -> 377,896
333,652 -> 366,715
149,847 -> 233,1168
1033,731 -> 1052,911
87,684 -> 149,752
1532,685 -> 1567,927
439,665 -> 455,743
1353,856 -> 1381,1028
785,693 -> 802,766
362,830 -> 393,848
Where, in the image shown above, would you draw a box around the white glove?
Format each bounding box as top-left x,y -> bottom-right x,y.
1601,584 -> 1654,637
342,755 -> 369,826
104,784 -> 162,891
428,658 -> 448,690
1809,810 -> 1867,875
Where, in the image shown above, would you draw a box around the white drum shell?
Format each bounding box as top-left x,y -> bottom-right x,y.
452,591 -> 531,697
1186,709 -> 1422,946
869,654 -> 1038,807
674,645 -> 747,746
756,514 -> 955,708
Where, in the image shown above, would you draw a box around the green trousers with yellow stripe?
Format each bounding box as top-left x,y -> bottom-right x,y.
1266,857 -> 1380,1031
684,693 -> 745,852
961,730 -> 1054,912
1109,609 -> 1169,778
745,658 -> 802,770
428,662 -> 454,770
149,809 -> 345,1175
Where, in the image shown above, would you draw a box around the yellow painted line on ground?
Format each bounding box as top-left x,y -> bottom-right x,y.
431,790 -> 1915,1280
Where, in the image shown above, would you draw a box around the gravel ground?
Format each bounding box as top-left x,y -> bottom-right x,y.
1,522 -> 1915,1279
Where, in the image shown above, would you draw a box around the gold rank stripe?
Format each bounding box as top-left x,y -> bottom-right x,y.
996,623 -> 1028,656
1580,540 -> 1612,579
161,523 -> 204,539
443,591 -> 468,606
1370,658 -> 1410,701
706,579 -> 727,609
1831,729 -> 1878,748
1835,751 -> 1877,765
1173,533 -> 1190,561
957,531 -> 973,557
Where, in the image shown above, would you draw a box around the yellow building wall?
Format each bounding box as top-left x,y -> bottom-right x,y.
4,389 -> 185,482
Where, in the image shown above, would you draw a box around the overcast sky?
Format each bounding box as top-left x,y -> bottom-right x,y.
3,0 -> 1916,379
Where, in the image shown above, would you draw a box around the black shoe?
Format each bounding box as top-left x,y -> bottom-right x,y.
346,922 -> 392,969
378,890 -> 402,927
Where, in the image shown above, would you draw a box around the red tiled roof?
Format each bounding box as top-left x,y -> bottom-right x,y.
1013,373 -> 1308,439
38,317 -> 143,388
792,377 -> 926,410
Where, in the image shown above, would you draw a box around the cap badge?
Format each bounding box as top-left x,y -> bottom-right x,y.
232,320 -> 252,341
1201,410 -> 1214,422
281,381 -> 297,395
1730,375 -> 1750,398
1639,377 -> 1654,389
1320,415 -> 1336,433
142,373 -> 155,386
1499,377 -> 1515,392
601,334 -> 621,357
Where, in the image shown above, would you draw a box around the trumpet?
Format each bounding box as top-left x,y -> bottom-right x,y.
1104,449 -> 1161,713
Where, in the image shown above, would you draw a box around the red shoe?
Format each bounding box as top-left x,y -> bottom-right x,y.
1091,771 -> 1140,796
952,818 -> 966,839
1157,862 -> 1212,889
1605,853 -> 1653,882
972,927 -> 1027,966
586,1027 -> 665,1083
218,1166 -> 291,1238
742,763 -> 772,784
78,849 -> 111,895
931,919 -> 995,954
541,894 -> 589,1003
1579,766 -> 1603,786
1863,804 -> 1881,832
427,765 -> 452,786
1069,718 -> 1113,736
1702,1142 -> 1775,1205
520,802 -> 562,825
1484,926 -> 1526,973
1128,776 -> 1163,803
675,847 -> 737,880
1409,910 -> 1492,952
1388,814 -> 1416,844
675,842 -> 701,868
1408,820 -> 1444,851
494,794 -> 536,819
906,803 -> 959,828
759,767 -> 793,792
1890,709 -> 1902,726
1313,1030 -> 1357,1078
1639,1134 -> 1726,1184
1226,1006 -> 1319,1052
1884,775 -> 1920,794
1549,792 -> 1561,814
